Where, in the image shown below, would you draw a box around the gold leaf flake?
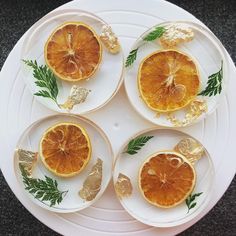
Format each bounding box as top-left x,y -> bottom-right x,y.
159,24 -> 194,48
174,138 -> 205,165
155,112 -> 161,118
114,173 -> 132,198
17,149 -> 38,176
61,85 -> 90,110
79,158 -> 103,201
100,25 -> 120,54
167,99 -> 207,127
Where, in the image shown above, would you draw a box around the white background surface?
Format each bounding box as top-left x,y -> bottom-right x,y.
0,0 -> 236,235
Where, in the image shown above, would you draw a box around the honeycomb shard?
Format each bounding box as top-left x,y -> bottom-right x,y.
79,158 -> 103,201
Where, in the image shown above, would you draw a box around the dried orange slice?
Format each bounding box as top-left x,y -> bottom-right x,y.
45,22 -> 102,81
40,123 -> 91,177
138,50 -> 200,112
139,151 -> 196,208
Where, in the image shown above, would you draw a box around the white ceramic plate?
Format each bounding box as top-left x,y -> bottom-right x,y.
14,114 -> 113,213
21,9 -> 124,114
0,0 -> 235,235
113,128 -> 214,227
124,21 -> 228,127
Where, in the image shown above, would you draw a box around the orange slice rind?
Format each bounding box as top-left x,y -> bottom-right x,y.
40,122 -> 91,177
44,22 -> 102,81
138,50 -> 200,112
139,151 -> 196,208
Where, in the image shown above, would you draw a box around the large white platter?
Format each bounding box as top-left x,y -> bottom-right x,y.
0,0 -> 235,235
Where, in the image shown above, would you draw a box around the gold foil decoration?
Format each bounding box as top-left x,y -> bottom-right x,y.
174,138 -> 205,165
100,25 -> 120,54
155,112 -> 161,118
167,99 -> 207,127
79,158 -> 103,201
159,24 -> 194,48
17,149 -> 38,176
114,173 -> 132,198
61,85 -> 90,110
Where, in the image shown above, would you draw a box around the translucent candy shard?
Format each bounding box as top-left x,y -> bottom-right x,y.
174,138 -> 205,165
61,85 -> 90,110
17,149 -> 38,176
100,25 -> 120,54
114,173 -> 132,198
159,24 -> 194,48
79,158 -> 103,201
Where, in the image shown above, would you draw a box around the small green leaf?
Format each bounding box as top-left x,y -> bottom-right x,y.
125,48 -> 138,67
23,59 -> 59,105
124,135 -> 153,155
186,192 -> 203,213
143,26 -> 166,41
198,61 -> 223,97
189,202 -> 197,210
19,164 -> 68,207
34,90 -> 52,98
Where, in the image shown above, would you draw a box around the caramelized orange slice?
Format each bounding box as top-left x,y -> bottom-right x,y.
45,22 -> 102,81
40,123 -> 91,177
139,151 -> 196,208
138,50 -> 200,112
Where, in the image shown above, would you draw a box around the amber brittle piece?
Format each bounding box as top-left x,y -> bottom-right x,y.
115,173 -> 133,198
79,158 -> 103,201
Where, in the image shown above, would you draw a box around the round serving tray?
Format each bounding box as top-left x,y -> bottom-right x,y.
0,0 -> 235,235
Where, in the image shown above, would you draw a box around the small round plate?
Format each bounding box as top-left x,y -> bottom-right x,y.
124,21 -> 228,127
113,128 -> 215,227
14,114 -> 113,213
21,9 -> 124,114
